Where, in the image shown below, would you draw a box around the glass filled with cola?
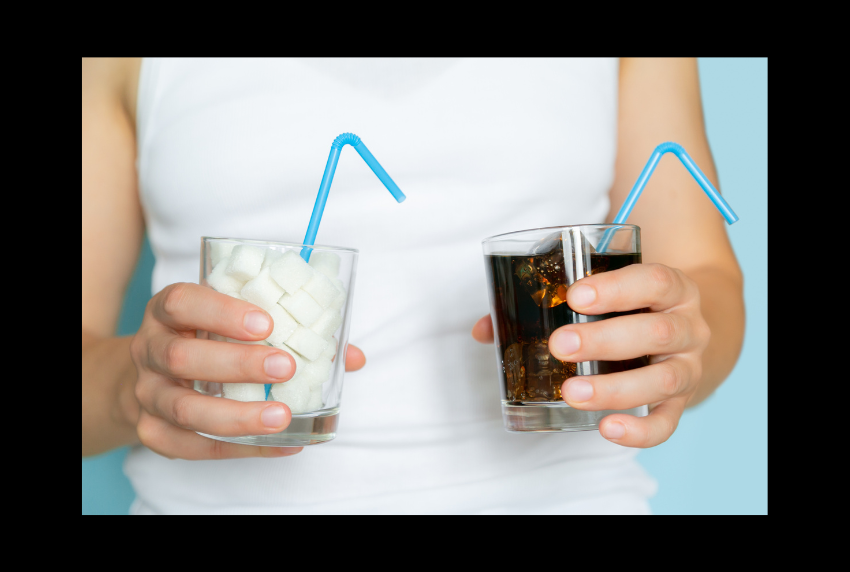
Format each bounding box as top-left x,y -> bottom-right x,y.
482,225 -> 649,432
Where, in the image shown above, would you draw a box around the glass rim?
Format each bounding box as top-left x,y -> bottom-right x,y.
482,223 -> 639,243
202,236 -> 359,254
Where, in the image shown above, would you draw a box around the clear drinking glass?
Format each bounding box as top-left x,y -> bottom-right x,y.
482,225 -> 649,432
194,237 -> 358,446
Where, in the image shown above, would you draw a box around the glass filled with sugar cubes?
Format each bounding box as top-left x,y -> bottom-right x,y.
194,237 -> 358,446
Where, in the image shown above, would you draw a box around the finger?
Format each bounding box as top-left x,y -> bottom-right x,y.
597,397 -> 687,448
561,356 -> 696,411
344,344 -> 366,372
137,411 -> 302,460
567,263 -> 696,315
149,382 -> 293,436
549,312 -> 697,362
152,283 -> 273,340
471,315 -> 495,344
148,334 -> 294,383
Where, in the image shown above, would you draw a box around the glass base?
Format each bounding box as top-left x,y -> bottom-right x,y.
501,401 -> 648,432
198,408 -> 339,446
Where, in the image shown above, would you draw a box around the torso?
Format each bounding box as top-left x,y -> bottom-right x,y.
125,57 -> 656,514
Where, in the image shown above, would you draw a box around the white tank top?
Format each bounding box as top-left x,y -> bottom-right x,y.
126,58 -> 656,514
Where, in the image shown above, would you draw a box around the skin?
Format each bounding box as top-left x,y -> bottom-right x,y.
82,58 -> 365,459
83,58 -> 743,459
472,58 -> 744,448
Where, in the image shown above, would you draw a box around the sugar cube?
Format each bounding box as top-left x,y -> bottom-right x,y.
261,248 -> 284,270
285,326 -> 329,361
308,252 -> 341,279
310,309 -> 342,339
302,272 -> 340,309
225,245 -> 266,282
302,357 -> 333,388
306,388 -> 324,411
210,242 -> 236,267
279,290 -> 323,327
320,337 -> 338,361
222,383 -> 266,402
265,305 -> 299,347
270,377 -> 311,413
269,250 -> 315,294
240,267 -> 285,311
328,291 -> 345,311
207,260 -> 245,294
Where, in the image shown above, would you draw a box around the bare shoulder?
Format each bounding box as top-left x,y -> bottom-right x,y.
82,58 -> 142,124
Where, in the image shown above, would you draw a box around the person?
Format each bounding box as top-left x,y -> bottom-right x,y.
82,58 -> 744,514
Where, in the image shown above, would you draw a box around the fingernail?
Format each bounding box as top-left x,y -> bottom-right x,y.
244,311 -> 270,335
264,354 -> 292,379
261,405 -> 286,428
602,421 -> 625,440
565,379 -> 593,402
551,330 -> 580,356
571,284 -> 596,308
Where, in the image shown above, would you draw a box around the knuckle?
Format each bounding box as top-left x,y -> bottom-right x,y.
133,378 -> 149,406
163,338 -> 189,375
695,318 -> 711,348
161,283 -> 189,318
657,361 -> 681,398
235,346 -> 257,381
209,439 -> 228,460
170,395 -> 193,428
136,416 -> 157,449
648,264 -> 676,295
652,315 -> 679,348
128,334 -> 144,365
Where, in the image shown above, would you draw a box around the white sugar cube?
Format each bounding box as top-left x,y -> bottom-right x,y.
302,272 -> 340,309
308,252 -> 341,279
311,309 -> 343,339
270,377 -> 311,413
328,292 -> 345,311
303,357 -> 333,388
210,242 -> 236,267
269,250 -> 315,294
225,245 -> 265,282
320,337 -> 338,361
207,260 -> 245,294
222,383 -> 266,402
306,388 -> 324,411
266,305 -> 299,347
279,290 -> 323,327
261,248 -> 284,269
285,326 -> 329,361
240,268 -> 285,311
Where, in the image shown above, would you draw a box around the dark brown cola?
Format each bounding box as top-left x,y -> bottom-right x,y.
485,238 -> 648,404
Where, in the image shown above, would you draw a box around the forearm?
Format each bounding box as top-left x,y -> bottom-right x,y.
682,266 -> 745,406
82,330 -> 140,456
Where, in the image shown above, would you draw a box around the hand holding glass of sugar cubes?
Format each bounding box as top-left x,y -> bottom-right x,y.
195,237 -> 357,447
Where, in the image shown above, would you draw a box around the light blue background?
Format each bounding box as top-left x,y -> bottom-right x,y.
82,58 -> 767,515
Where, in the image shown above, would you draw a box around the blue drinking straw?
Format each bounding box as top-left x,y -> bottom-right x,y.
267,134 -> 405,401
597,142 -> 738,252
301,132 -> 406,262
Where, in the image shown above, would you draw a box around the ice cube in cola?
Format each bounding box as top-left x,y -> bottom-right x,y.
485,232 -> 648,405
